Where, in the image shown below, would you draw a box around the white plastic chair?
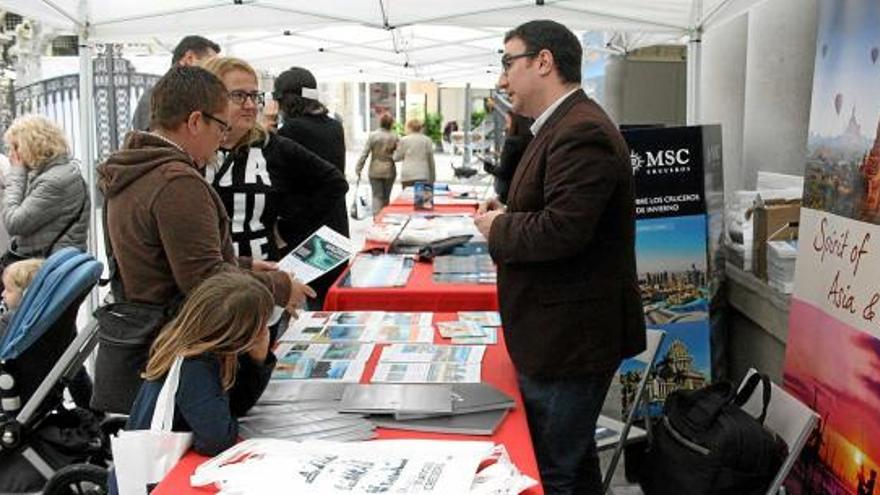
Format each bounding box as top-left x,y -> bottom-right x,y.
599,328 -> 666,493
737,368 -> 820,495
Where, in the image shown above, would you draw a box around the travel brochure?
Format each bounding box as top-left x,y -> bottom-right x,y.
280,311 -> 434,344
458,312 -> 502,326
437,321 -> 487,339
277,225 -> 354,284
433,253 -> 497,284
372,362 -> 482,384
344,253 -> 414,288
396,214 -> 484,246
435,313 -> 501,344
379,343 -> 487,364
451,328 -> 498,345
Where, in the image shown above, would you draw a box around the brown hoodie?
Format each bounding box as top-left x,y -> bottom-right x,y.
97,131 -> 291,306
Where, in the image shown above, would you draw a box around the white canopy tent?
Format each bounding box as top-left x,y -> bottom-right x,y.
0,0 -> 767,291
2,0 -> 764,83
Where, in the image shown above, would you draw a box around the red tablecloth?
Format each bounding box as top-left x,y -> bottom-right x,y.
152,313 -> 543,494
324,204 -> 497,312
389,193 -> 481,209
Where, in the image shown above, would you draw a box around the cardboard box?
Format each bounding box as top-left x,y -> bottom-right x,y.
751,199 -> 800,280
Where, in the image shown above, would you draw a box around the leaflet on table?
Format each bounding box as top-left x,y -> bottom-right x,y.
451,327 -> 498,345
372,362 -> 482,383
457,311 -> 502,327
379,343 -> 486,364
277,226 -> 353,284
280,311 -> 382,341
280,311 -> 434,343
191,438 -> 497,494
437,321 -> 486,338
347,254 -> 414,287
274,341 -> 375,362
272,348 -> 367,382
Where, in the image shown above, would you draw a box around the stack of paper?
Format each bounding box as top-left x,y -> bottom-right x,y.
372,383 -> 516,436
248,382 -> 375,442
766,239 -> 798,294
433,253 -> 497,284
340,383 -> 453,415
239,402 -> 376,442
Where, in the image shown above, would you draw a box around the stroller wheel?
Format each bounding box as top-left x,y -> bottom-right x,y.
43,463 -> 107,495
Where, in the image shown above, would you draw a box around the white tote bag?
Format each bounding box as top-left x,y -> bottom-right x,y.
349,177 -> 370,220
111,356 -> 193,495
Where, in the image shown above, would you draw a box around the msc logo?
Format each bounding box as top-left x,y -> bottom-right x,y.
630,148 -> 692,176
630,151 -> 644,174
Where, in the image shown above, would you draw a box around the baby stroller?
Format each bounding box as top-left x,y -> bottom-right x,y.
0,248 -> 107,494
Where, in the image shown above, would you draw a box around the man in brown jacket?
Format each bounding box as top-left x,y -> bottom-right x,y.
475,21 -> 646,495
95,66 -> 313,411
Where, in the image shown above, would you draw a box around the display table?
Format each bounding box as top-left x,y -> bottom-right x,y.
389,185 -> 485,209
324,205 -> 498,312
152,313 -> 543,494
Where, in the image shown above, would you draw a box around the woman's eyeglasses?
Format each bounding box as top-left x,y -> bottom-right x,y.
228,90 -> 265,106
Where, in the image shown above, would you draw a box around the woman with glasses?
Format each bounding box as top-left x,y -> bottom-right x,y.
200,57 -> 348,286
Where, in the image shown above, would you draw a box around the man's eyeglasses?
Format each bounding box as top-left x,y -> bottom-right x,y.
202,111 -> 231,134
228,90 -> 265,106
501,51 -> 538,74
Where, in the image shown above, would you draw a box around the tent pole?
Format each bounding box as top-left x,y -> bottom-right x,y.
686,0 -> 703,125
77,0 -> 98,313
686,27 -> 702,125
463,83 -> 471,167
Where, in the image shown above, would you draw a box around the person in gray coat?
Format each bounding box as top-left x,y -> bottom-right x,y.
2,115 -> 89,259
394,119 -> 436,189
356,113 -> 399,217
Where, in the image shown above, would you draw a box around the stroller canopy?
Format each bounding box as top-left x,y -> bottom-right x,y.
0,248 -> 102,360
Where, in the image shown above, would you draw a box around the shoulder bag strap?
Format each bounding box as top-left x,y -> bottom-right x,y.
150,355 -> 185,432
733,372 -> 772,424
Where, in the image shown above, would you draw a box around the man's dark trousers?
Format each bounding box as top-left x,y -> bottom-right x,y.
518,370 -> 615,495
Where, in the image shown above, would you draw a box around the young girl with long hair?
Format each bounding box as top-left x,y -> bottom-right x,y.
139,271 -> 274,447
109,272 -> 276,493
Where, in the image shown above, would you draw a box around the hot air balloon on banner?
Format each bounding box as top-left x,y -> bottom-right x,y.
872,47 -> 879,64
835,93 -> 843,115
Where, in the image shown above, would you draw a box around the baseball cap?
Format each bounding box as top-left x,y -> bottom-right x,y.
273,67 -> 319,100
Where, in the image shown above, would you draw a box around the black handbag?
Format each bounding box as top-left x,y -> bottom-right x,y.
91,300 -> 177,414
640,372 -> 789,495
90,201 -> 182,414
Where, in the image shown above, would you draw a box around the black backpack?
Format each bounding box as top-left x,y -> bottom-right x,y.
641,373 -> 789,495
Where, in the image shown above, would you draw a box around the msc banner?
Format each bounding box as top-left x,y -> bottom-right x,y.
613,125 -> 724,417
783,1 -> 880,493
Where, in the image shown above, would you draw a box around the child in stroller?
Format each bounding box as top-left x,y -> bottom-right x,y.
0,248 -> 108,494
0,258 -> 43,339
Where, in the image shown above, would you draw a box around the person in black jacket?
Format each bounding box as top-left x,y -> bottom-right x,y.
482,112 -> 533,203
201,58 -> 348,287
273,66 -> 350,307
108,272 -> 276,494
131,36 -> 220,131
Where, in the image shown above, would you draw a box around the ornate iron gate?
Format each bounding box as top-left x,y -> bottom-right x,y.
12,45 -> 160,164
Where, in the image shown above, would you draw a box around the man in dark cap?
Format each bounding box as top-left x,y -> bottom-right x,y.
273,67 -> 349,308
